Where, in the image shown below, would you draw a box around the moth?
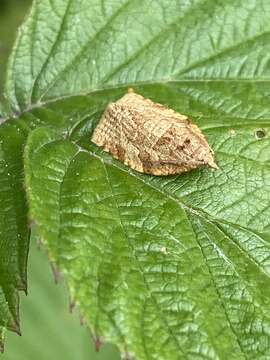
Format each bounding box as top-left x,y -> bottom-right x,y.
91,89 -> 217,176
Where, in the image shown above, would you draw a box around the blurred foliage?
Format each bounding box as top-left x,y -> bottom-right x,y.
0,0 -> 32,91
2,232 -> 120,360
0,2 -> 120,358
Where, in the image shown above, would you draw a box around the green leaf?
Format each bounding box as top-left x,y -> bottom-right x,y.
1,0 -> 270,357
3,230 -> 120,360
5,0 -> 270,114
25,123 -> 270,359
0,121 -> 30,351
0,107 -> 90,346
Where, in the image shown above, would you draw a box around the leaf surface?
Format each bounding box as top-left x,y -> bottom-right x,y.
0,120 -> 30,351
25,117 -> 270,359
1,0 -> 270,358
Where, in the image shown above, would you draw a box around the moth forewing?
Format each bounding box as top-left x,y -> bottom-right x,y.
91,90 -> 217,175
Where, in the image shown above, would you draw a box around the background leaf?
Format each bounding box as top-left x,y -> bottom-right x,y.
0,0 -> 32,97
0,2 -> 32,346
1,0 -> 270,358
0,121 -> 29,351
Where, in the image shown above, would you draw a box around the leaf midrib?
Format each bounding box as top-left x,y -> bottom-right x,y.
23,0 -> 270,105
28,134 -> 268,242
29,0 -> 73,105
64,140 -> 270,285
37,0 -> 134,103
187,218 -> 246,359
103,161 -> 186,358
2,77 -> 270,124
103,151 -> 251,359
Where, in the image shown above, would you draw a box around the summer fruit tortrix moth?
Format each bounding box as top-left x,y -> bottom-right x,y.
92,89 -> 217,176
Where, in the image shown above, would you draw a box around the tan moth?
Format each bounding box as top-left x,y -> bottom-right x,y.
91,89 -> 217,176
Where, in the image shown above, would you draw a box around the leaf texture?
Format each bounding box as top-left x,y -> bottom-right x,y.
24,120 -> 270,359
0,121 -> 30,351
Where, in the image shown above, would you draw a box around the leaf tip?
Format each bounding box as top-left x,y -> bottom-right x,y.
69,299 -> 76,313
79,314 -> 85,326
50,262 -> 61,284
8,321 -> 21,336
20,282 -> 28,296
124,352 -> 135,360
93,335 -> 103,352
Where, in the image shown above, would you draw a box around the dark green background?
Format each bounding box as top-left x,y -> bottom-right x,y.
0,2 -> 120,358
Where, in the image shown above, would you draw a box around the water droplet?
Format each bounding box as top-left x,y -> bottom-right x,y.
160,246 -> 167,254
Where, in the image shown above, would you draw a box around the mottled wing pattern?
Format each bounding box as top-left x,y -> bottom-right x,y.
92,91 -> 217,175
